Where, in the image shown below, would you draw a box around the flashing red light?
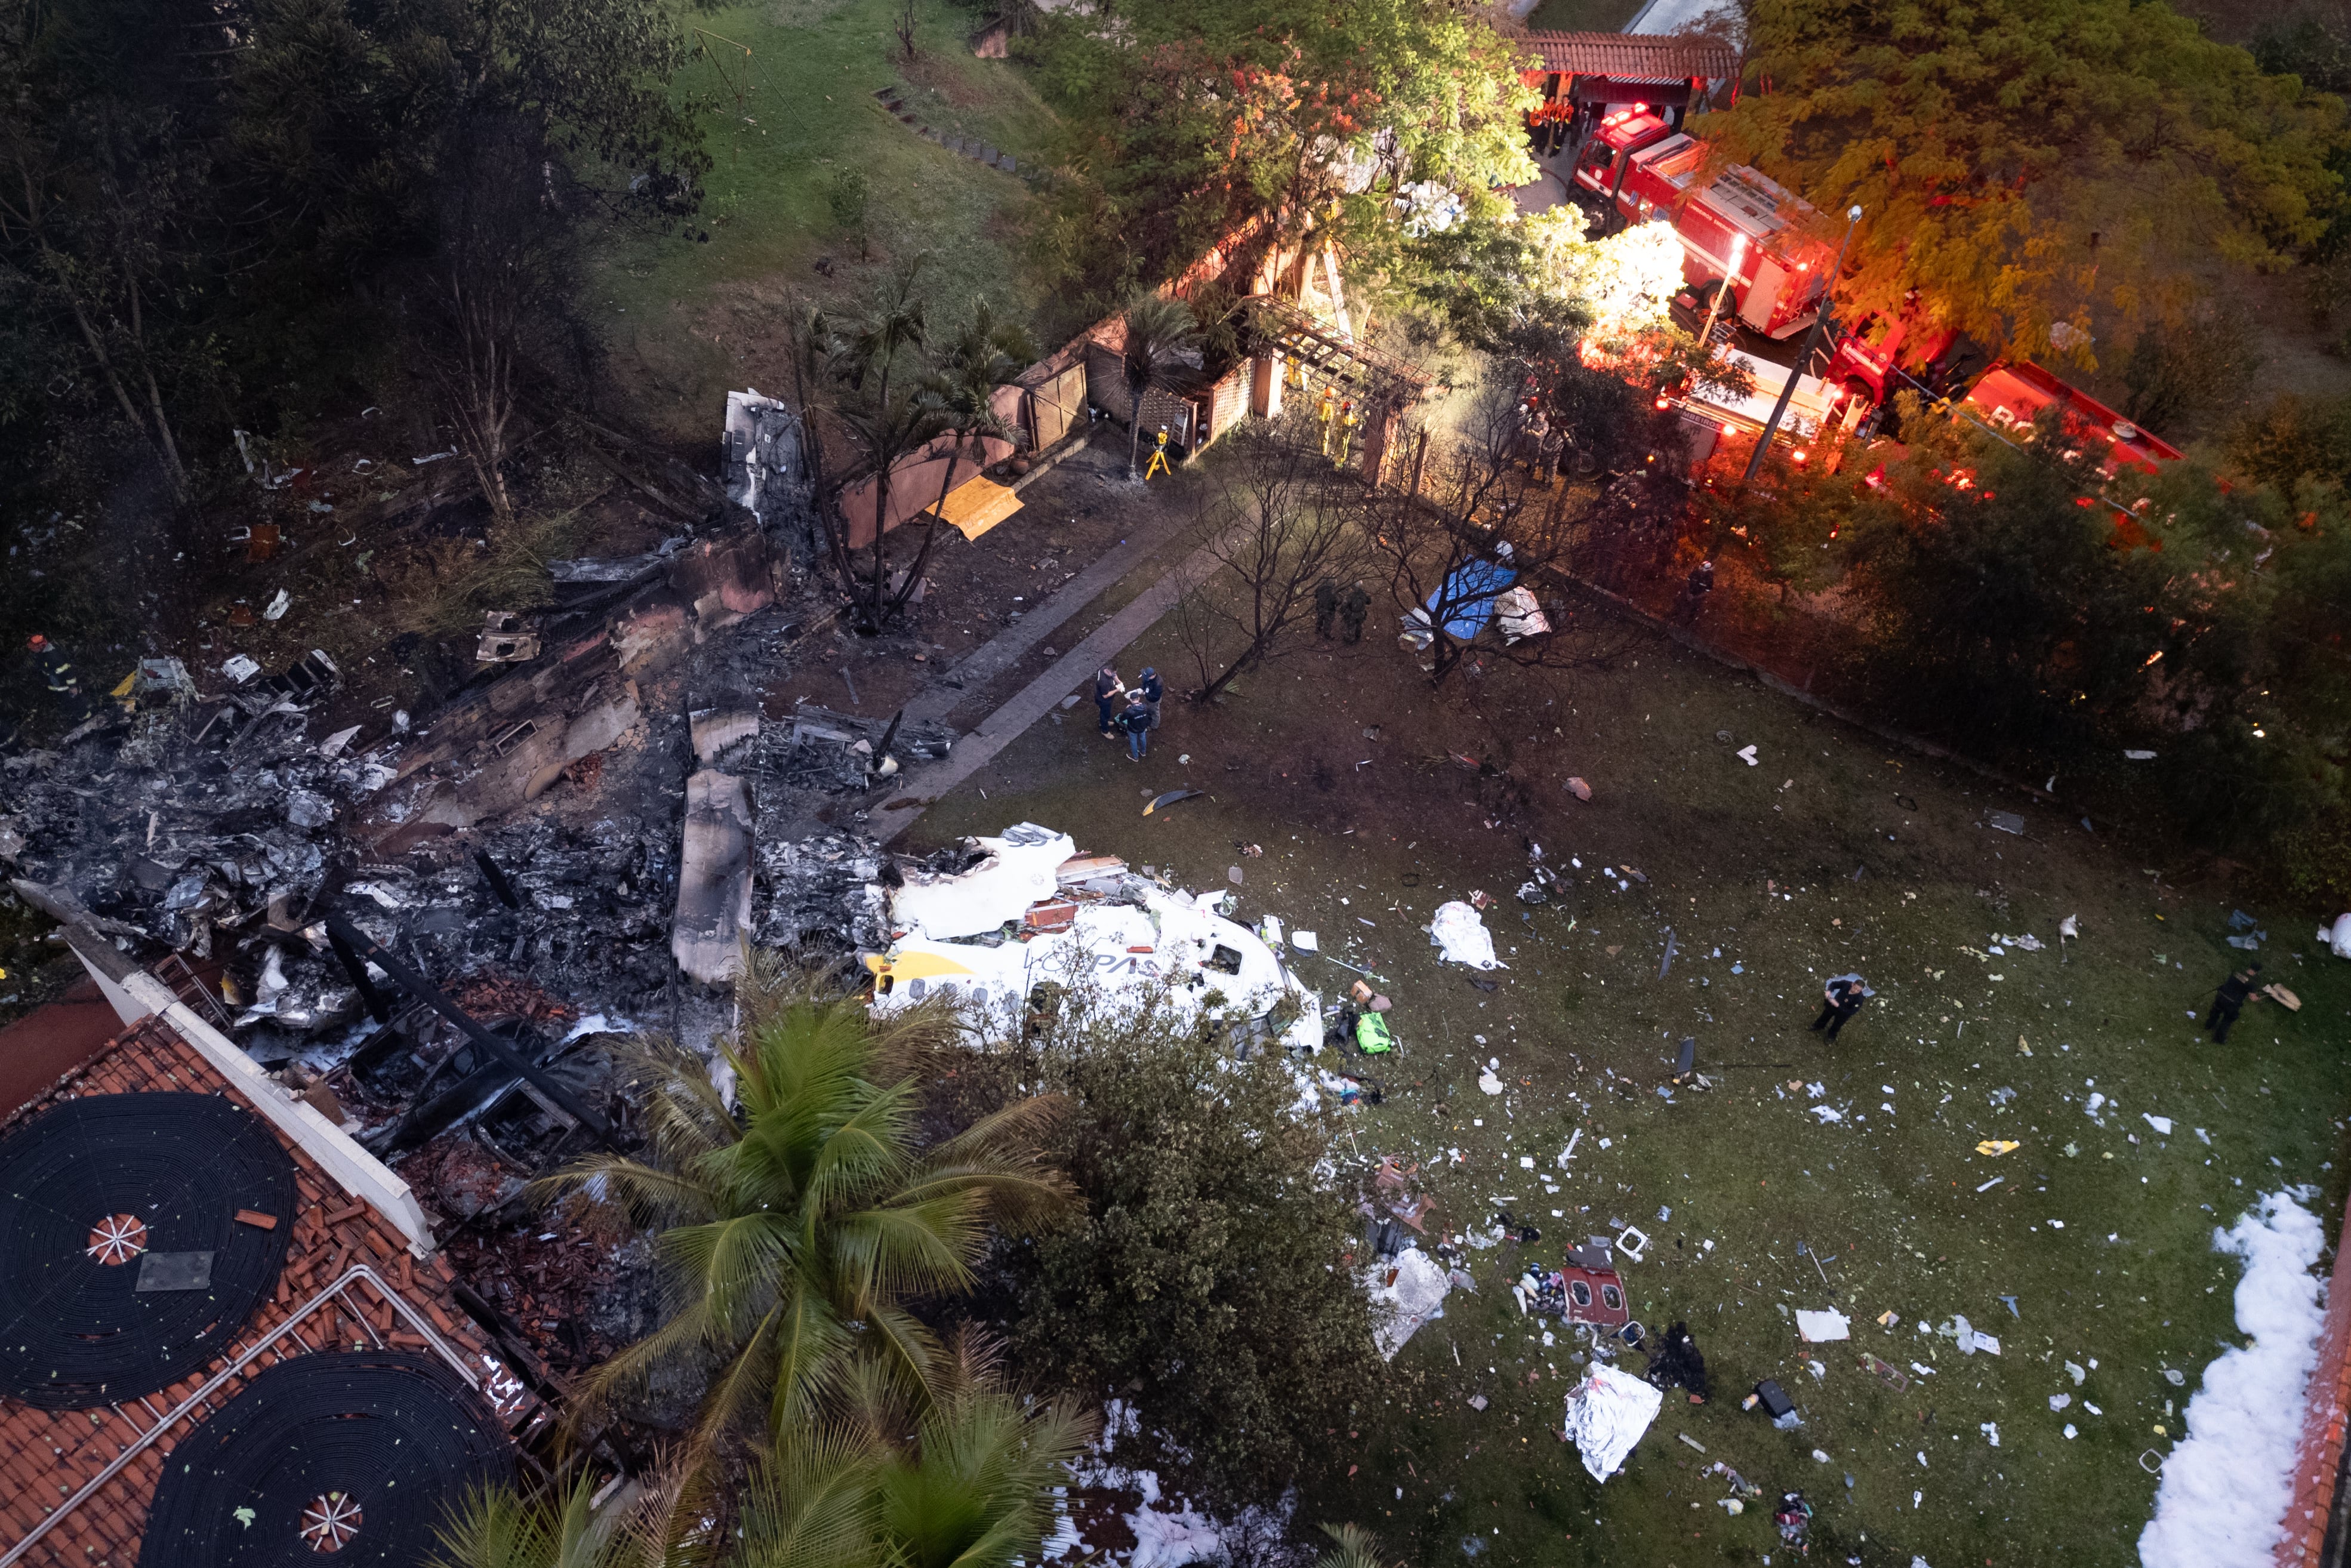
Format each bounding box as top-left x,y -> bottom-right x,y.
1632,101 -> 1649,112
1791,448 -> 1809,464
1655,396 -> 1672,409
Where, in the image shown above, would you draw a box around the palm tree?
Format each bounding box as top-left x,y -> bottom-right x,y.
838,259 -> 941,630
1312,1523 -> 1394,1568
736,1341 -> 1091,1568
780,298 -> 853,589
539,969 -> 1070,1468
886,302 -> 1037,620
1118,291 -> 1200,480
430,1468 -> 713,1568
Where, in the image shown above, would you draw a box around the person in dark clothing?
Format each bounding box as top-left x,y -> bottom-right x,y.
2205,963 -> 2263,1043
1314,578 -> 1341,639
1136,666 -> 1164,731
1117,694 -> 1154,760
27,633 -> 84,723
1677,559 -> 1715,623
1338,581 -> 1370,643
28,634 -> 78,702
1810,973 -> 1873,1041
1093,665 -> 1124,737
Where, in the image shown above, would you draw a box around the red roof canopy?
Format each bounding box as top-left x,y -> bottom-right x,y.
1520,31 -> 1739,81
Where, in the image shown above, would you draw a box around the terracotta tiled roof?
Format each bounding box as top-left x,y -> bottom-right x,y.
1519,31 -> 1739,81
0,1016 -> 538,1567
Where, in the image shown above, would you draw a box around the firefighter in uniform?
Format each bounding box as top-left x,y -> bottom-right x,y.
27,634 -> 82,717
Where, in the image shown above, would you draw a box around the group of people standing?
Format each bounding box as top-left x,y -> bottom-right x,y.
1094,665 -> 1163,759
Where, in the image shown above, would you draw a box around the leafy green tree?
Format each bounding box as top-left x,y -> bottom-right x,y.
542,971 -> 1069,1468
1699,0 -> 2347,366
1116,292 -> 1199,480
1026,0 -> 1535,300
974,990 -> 1378,1508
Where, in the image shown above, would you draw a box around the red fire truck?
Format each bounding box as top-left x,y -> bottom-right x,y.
1569,113 -> 2189,469
1570,107 -> 1838,340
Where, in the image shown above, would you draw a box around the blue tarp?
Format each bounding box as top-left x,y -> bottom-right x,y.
1427,559 -> 1517,639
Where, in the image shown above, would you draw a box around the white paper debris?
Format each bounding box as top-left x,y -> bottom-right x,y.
1795,1309 -> 1851,1342
1290,929 -> 1318,951
2144,1113 -> 2174,1135
263,589 -> 291,621
1736,744 -> 1759,765
220,654 -> 261,684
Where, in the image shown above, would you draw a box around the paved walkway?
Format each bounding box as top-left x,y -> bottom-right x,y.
895,467 -> 1190,731
870,529 -> 1218,845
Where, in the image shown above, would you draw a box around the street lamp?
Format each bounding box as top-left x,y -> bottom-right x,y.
1742,204 -> 1862,485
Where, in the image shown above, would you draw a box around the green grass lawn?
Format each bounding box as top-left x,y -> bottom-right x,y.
1524,0 -> 1645,33
908,562 -> 2350,1565
588,0 -> 1060,437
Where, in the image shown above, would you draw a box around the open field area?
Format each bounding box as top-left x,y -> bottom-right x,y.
910,581 -> 2351,1565
588,0 -> 1061,437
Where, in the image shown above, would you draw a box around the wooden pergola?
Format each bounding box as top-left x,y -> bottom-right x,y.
1243,296 -> 1432,412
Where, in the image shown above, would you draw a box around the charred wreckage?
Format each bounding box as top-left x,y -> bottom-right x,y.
0,516 -> 969,1379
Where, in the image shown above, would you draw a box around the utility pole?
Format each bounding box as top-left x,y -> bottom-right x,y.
1743,205 -> 1862,486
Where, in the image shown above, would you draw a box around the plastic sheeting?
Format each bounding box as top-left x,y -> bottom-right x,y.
1563,1363 -> 1663,1482
1429,901 -> 1505,970
1368,1246 -> 1452,1360
2320,913 -> 2351,959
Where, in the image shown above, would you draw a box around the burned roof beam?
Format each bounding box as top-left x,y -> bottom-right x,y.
320,911 -> 617,1148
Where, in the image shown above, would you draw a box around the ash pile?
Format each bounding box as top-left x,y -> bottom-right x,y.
754,702 -> 956,797
3,649 -> 371,971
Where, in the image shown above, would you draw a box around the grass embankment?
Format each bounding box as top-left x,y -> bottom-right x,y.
911,587 -> 2349,1566
590,0 -> 1060,437
1524,0 -> 1643,33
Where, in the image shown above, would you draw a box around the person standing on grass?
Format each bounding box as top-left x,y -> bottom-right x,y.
1314,578 -> 1340,640
1338,581 -> 1370,644
1093,665 -> 1124,737
2204,963 -> 2263,1043
1117,692 -> 1154,760
1810,973 -> 1872,1041
1137,666 -> 1164,728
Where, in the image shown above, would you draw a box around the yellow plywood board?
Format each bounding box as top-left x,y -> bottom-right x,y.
933,475 -> 1023,541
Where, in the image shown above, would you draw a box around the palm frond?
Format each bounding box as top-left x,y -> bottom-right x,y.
657,1212 -> 800,1337
831,1197 -> 988,1309
1314,1522 -> 1393,1568
737,1425 -> 885,1568
765,1280 -> 858,1436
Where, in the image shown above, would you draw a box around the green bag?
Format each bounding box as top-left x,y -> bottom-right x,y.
1354,1012 -> 1395,1055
